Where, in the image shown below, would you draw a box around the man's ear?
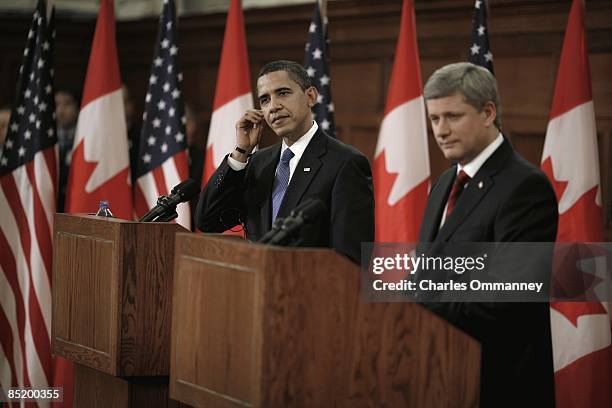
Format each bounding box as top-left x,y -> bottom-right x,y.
483,101 -> 497,128
305,86 -> 318,108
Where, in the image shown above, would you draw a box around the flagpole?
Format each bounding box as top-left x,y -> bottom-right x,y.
319,0 -> 327,25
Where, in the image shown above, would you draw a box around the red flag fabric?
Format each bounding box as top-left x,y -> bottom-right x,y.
65,0 -> 133,219
203,0 -> 253,188
541,1 -> 612,406
373,0 -> 430,242
0,1 -> 60,406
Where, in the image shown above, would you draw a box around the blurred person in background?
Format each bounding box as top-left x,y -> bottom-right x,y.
185,102 -> 204,229
55,88 -> 80,212
122,84 -> 141,184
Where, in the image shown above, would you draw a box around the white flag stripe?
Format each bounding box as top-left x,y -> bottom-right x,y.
0,263 -> 25,388
35,151 -> 57,230
551,307 -> 612,371
375,97 -> 430,205
207,92 -> 253,168
14,165 -> 52,339
542,101 -> 601,212
74,89 -> 129,193
161,157 -> 190,228
136,172 -> 161,210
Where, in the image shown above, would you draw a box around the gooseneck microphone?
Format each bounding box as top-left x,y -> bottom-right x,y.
260,198 -> 327,246
139,179 -> 200,222
258,217 -> 286,244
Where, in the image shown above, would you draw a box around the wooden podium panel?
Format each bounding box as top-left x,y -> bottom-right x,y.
170,234 -> 481,408
52,214 -> 185,377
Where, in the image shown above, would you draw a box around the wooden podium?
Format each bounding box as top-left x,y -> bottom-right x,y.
52,214 -> 187,407
170,234 -> 481,408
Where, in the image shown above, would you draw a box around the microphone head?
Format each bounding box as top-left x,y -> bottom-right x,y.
171,179 -> 200,202
292,198 -> 327,222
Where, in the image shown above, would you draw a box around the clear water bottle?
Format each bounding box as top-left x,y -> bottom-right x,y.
95,200 -> 114,217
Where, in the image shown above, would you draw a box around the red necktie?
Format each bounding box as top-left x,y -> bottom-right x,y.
446,170 -> 471,218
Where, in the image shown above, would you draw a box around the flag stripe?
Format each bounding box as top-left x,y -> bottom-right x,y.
0,183 -> 32,391
0,260 -> 22,391
161,154 -> 190,227
38,148 -> 57,236
152,164 -> 168,198
135,173 -> 160,214
134,183 -> 152,219
11,165 -> 52,386
0,306 -> 18,391
27,159 -> 54,286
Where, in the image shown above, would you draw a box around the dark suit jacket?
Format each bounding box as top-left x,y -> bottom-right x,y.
196,129 -> 374,263
418,138 -> 558,407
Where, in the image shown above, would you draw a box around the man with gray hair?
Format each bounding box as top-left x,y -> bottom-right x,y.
418,62 -> 557,406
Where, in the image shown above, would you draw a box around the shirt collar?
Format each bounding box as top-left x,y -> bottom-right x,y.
458,133 -> 503,178
280,121 -> 318,157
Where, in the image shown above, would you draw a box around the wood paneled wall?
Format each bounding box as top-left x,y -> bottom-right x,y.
1,0 -> 611,237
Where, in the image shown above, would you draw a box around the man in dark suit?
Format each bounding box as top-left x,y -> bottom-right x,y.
419,62 -> 557,407
196,60 -> 374,263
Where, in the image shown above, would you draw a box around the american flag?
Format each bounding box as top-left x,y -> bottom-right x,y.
134,0 -> 190,228
0,0 -> 57,401
468,0 -> 494,74
304,2 -> 336,136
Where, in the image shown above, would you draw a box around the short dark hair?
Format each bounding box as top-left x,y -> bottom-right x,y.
258,60 -> 314,91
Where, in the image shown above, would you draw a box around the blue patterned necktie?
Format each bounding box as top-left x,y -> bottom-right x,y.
271,148 -> 295,225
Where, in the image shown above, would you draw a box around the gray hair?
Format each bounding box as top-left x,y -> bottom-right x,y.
424,62 -> 502,129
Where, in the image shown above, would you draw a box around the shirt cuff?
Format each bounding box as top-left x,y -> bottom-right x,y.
227,154 -> 248,171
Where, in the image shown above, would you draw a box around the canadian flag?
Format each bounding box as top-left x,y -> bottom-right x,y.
203,0 -> 253,187
65,0 -> 133,220
541,0 -> 612,406
373,0 -> 429,242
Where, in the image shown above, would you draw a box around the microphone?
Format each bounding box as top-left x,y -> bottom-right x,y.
139,179 -> 200,222
267,198 -> 327,246
258,217 -> 285,244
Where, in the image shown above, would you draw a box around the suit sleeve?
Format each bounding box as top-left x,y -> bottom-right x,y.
329,154 -> 375,264
494,171 -> 558,242
195,156 -> 248,233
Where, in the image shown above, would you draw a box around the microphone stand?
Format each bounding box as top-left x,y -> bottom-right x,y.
155,209 -> 179,222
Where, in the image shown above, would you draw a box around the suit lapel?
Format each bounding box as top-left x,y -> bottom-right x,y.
421,169 -> 455,242
435,137 -> 513,242
277,129 -> 326,219
436,173 -> 493,241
